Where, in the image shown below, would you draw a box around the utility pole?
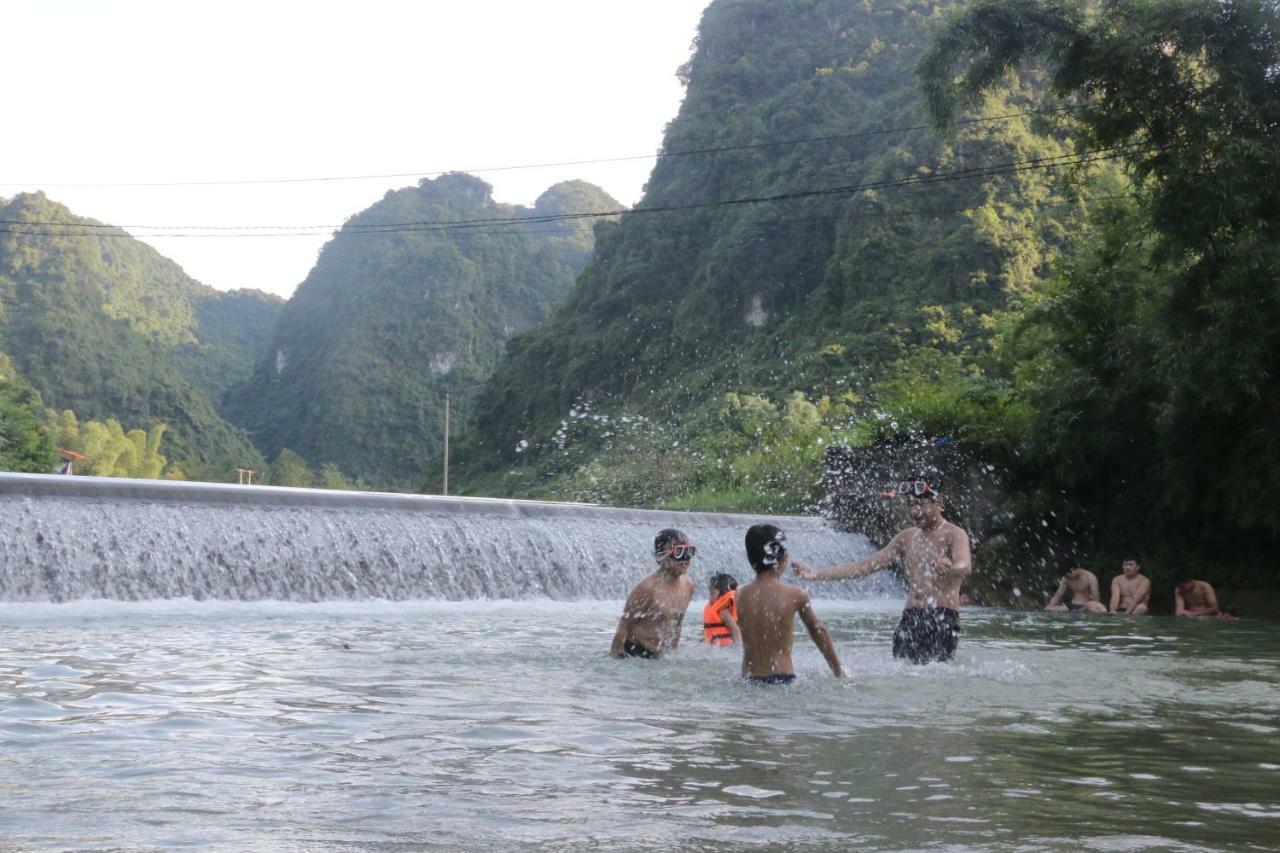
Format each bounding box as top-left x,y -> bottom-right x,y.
443,391 -> 450,496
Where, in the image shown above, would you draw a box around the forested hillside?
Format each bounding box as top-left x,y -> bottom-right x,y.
0,193 -> 280,478
226,174 -> 620,487
457,0 -> 1280,591
457,0 -> 1100,499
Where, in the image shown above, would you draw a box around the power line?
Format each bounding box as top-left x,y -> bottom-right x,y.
478,192 -> 1133,239
0,142 -> 1144,239
0,191 -> 1128,247
397,144 -> 1146,234
0,104 -> 1085,189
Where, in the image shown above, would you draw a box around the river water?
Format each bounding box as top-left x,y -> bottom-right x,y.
2,598 -> 1276,851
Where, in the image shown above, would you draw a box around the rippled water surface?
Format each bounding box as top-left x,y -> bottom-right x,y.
2,600 -> 1278,851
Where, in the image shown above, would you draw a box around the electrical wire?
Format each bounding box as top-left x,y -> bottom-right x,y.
0,141 -> 1147,239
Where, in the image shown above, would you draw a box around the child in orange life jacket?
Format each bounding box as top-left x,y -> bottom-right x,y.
703,573 -> 742,646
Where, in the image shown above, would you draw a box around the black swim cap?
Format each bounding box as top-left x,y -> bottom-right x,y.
745,524 -> 786,571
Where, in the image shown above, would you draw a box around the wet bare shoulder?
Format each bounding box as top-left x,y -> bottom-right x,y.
789,583 -> 812,612
623,576 -> 658,612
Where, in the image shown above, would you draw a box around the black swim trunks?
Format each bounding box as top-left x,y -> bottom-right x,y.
1067,602 -> 1085,612
745,673 -> 796,686
620,639 -> 658,659
892,607 -> 960,664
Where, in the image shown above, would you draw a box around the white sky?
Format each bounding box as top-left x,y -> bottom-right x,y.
2,0 -> 711,298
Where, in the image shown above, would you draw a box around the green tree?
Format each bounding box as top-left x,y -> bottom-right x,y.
0,361 -> 57,473
53,410 -> 173,479
317,462 -> 355,491
269,448 -> 314,487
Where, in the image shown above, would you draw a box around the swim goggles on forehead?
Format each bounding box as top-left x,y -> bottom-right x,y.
893,480 -> 938,498
667,544 -> 697,560
761,532 -> 786,564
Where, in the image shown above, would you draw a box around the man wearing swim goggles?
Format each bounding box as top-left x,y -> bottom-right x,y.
794,478 -> 972,664
883,480 -> 940,500
609,528 -> 697,659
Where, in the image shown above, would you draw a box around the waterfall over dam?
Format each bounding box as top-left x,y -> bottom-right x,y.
0,473 -> 888,602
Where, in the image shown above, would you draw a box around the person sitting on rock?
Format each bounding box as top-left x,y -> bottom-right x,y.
1046,565 -> 1107,614
1109,559 -> 1151,615
1174,574 -> 1221,618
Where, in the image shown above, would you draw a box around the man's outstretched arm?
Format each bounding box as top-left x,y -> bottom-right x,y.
794,532 -> 904,581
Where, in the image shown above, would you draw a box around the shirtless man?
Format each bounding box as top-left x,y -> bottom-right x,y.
1046,566 -> 1107,613
736,524 -> 843,684
1108,559 -> 1150,615
1173,575 -> 1220,617
794,480 -> 972,664
610,528 -> 697,658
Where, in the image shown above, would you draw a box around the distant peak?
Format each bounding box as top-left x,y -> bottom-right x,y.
416,171 -> 495,203
534,181 -> 624,216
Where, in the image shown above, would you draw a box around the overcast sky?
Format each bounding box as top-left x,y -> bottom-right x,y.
2,0 -> 711,298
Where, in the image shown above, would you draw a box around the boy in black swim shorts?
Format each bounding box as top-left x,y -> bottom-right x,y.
794,479 -> 973,664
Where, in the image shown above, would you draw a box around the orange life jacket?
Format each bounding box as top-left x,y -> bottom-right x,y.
703,590 -> 738,645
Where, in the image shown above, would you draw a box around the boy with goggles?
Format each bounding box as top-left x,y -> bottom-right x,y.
795,479 -> 972,664
610,528 -> 697,659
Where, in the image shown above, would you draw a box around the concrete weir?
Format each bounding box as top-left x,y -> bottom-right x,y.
0,473 -> 883,602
